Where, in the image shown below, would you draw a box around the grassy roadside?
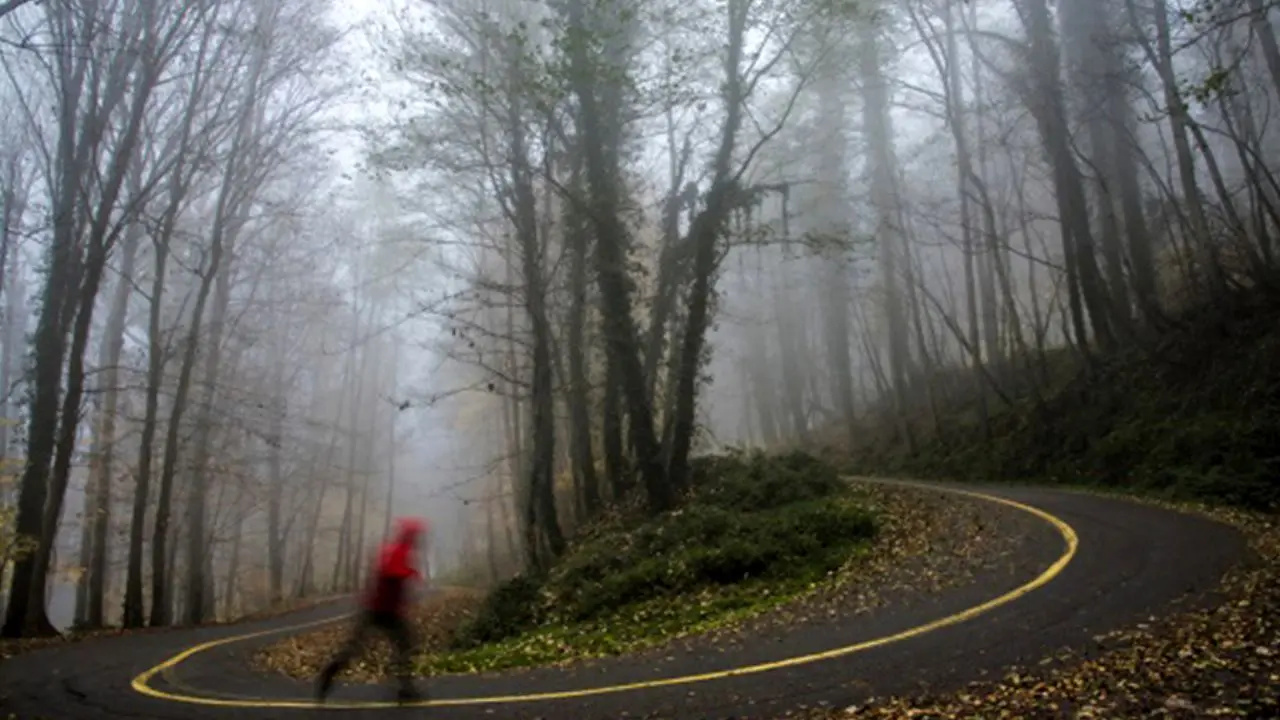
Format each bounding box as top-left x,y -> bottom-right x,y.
430,452 -> 879,673
260,451 -> 875,676
255,475 -> 1040,681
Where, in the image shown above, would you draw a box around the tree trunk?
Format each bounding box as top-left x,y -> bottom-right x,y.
350,359 -> 377,589
150,214 -> 228,627
565,0 -> 671,513
0,189 -> 25,616
812,65 -> 857,442
748,247 -> 780,446
664,0 -> 753,493
75,222 -> 140,628
122,51 -> 206,627
332,304 -> 373,592
1,130 -> 80,639
858,16 -> 914,449
1127,0 -> 1223,296
500,256 -> 531,569
223,512 -> 243,619
382,336 -> 400,540
508,60 -> 564,564
565,177 -> 600,518
296,359 -> 352,598
1023,0 -> 1115,353
183,240 -> 235,625
774,223 -> 810,443
1247,0 -> 1280,102
267,360 -> 287,604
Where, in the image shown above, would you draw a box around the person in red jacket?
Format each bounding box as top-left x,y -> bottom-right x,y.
316,517 -> 427,703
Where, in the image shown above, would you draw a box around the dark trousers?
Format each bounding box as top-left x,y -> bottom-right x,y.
320,609 -> 417,691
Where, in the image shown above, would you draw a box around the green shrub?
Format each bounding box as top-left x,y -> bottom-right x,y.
450,451 -> 876,649
557,499 -> 874,621
688,449 -> 846,510
451,574 -> 544,650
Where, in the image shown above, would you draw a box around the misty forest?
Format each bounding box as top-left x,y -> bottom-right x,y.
0,0 -> 1279,710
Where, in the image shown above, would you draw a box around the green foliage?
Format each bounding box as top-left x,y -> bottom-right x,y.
686,448 -> 847,509
446,451 -> 875,665
452,575 -> 543,648
553,498 -> 869,621
843,296 -> 1280,512
0,456 -> 35,567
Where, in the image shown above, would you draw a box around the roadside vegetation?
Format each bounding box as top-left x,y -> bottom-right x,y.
262,452 -> 878,674
838,293 -> 1280,513
433,452 -> 874,672
256,452 -> 1044,681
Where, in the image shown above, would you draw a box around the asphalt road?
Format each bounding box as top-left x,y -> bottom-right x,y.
0,483 -> 1247,719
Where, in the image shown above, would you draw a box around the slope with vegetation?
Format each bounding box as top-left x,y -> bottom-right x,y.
838,292 -> 1280,513
256,450 -> 1044,680
440,452 -> 875,671
797,284 -> 1280,716
262,452 -> 876,674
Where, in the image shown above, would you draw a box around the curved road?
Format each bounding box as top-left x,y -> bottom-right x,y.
0,484 -> 1247,719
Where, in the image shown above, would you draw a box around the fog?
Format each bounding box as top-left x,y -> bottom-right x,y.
0,0 -> 1275,634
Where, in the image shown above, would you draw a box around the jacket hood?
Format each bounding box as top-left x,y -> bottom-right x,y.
393,517 -> 425,547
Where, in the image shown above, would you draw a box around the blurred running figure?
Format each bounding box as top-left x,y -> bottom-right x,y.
316,517 -> 427,703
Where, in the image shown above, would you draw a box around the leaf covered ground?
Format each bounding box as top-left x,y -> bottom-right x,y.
253,587 -> 485,680
255,475 -> 1039,681
785,500 -> 1279,720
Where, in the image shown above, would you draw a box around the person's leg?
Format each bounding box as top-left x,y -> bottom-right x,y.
316,612 -> 370,701
375,611 -> 422,701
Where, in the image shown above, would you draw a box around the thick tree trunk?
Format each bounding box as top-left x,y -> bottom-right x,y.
664,0 -> 753,493
565,184 -> 600,518
1,4 -> 97,637
0,193 -> 24,617
1023,0 -> 1115,353
565,0 -> 670,513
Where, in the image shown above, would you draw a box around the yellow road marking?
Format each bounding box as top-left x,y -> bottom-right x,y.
130,481 -> 1079,709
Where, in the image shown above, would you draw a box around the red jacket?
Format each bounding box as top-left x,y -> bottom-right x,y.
363,517 -> 426,614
